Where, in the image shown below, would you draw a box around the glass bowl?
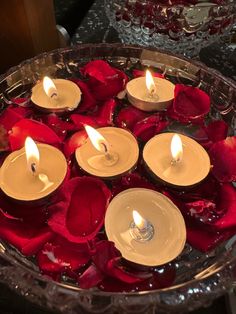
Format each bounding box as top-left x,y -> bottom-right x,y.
104,0 -> 236,57
0,43 -> 236,314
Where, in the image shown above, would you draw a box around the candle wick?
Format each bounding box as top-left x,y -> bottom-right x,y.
100,142 -> 113,161
31,163 -> 37,175
50,92 -> 58,99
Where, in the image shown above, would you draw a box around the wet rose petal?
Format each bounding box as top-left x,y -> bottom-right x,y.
209,136 -> 236,182
81,60 -> 127,101
48,177 -> 111,243
42,114 -> 76,140
79,264 -> 104,289
167,85 -> 210,123
213,184 -> 236,230
115,106 -> 149,131
112,172 -> 156,196
133,114 -> 169,142
70,114 -> 98,130
9,118 -> 61,151
70,79 -> 97,113
192,120 -> 228,149
0,210 -> 53,256
187,224 -> 234,252
132,69 -> 164,78
63,130 -> 87,158
37,236 -> 90,273
0,105 -> 32,131
94,99 -> 118,126
0,190 -> 48,226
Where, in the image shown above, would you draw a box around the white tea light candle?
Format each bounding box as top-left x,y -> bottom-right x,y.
126,70 -> 175,111
76,126 -> 139,179
31,76 -> 82,113
143,132 -> 211,187
105,188 -> 186,266
0,138 -> 67,201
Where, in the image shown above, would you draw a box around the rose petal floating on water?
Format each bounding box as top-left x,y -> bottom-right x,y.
209,136 -> 236,182
63,130 -> 88,158
37,236 -> 90,273
81,60 -> 128,101
133,114 -> 169,142
70,79 -> 97,113
115,106 -> 149,131
9,118 -> 61,151
0,210 -> 53,256
48,177 -> 111,243
167,85 -> 210,124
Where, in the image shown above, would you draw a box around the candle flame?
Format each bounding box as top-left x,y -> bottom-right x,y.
43,76 -> 58,99
171,134 -> 183,163
85,125 -> 110,154
133,210 -> 148,231
146,70 -> 156,95
25,137 -> 40,174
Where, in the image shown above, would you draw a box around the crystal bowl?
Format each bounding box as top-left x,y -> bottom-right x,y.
105,0 -> 236,57
0,44 -> 236,314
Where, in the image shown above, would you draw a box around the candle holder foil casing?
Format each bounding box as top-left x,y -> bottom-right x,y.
0,44 -> 236,314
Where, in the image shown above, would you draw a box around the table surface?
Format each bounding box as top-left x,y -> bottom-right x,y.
0,1 -> 236,313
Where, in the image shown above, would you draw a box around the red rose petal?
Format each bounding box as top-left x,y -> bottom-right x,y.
112,172 -> 156,196
0,210 -> 53,256
107,257 -> 150,284
9,118 -> 61,151
42,114 -> 76,140
81,60 -> 118,83
48,177 -> 111,243
81,60 -> 127,101
132,69 -> 164,79
0,190 -> 48,226
94,98 -> 118,126
168,85 -> 210,123
37,236 -> 90,273
0,105 -> 32,131
133,114 -> 169,142
115,106 -> 149,131
70,79 -> 97,113
63,130 -> 87,158
92,240 -> 121,272
187,224 -> 234,252
70,114 -> 98,130
213,184 -> 236,230
79,264 -> 104,289
205,120 -> 228,143
209,136 -> 236,182
192,120 -> 228,149
11,97 -> 30,107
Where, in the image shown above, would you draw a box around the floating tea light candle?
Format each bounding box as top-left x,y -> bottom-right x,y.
126,70 -> 175,111
0,137 -> 67,201
31,76 -> 82,113
75,126 -> 139,179
105,188 -> 186,266
143,133 -> 211,187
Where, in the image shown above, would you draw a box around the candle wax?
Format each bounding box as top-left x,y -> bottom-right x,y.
76,127 -> 139,178
126,77 -> 175,111
105,188 -> 186,266
143,133 -> 210,187
0,144 -> 67,201
31,79 -> 82,112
